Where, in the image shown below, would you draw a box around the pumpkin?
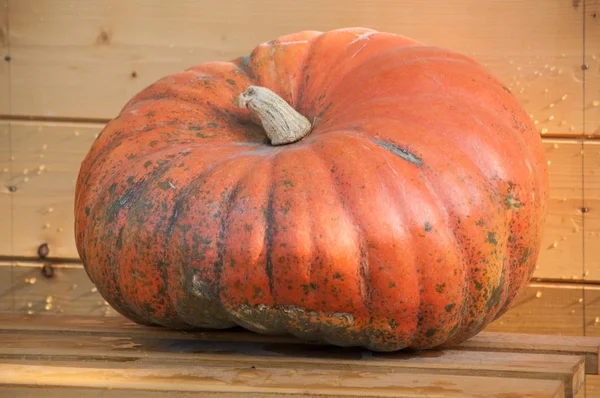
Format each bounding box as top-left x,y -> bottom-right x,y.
74,27 -> 549,351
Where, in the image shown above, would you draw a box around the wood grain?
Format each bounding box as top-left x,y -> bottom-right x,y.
0,0 -> 8,115
2,311 -> 598,375
0,333 -> 585,397
485,282 -> 585,336
539,140 -> 584,280
585,1 -> 599,138
582,285 -> 600,335
0,360 -> 567,398
584,141 -> 600,281
1,0 -> 585,138
583,375 -> 600,398
0,119 -> 591,281
0,122 -> 11,257
0,121 -> 101,259
0,262 -> 118,316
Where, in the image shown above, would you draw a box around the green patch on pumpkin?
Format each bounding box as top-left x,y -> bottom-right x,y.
487,231 -> 498,245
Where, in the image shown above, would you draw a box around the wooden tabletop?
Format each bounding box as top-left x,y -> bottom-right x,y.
1,312 -> 598,397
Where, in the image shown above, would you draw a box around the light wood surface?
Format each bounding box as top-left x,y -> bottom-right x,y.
582,375 -> 600,398
2,311 -> 599,376
1,311 -> 594,398
580,285 -> 600,336
0,262 -> 118,316
0,0 -> 588,139
0,312 -> 600,375
0,360 -> 567,398
0,332 -> 586,391
0,119 -> 594,281
0,122 -> 11,257
0,1 -> 8,115
586,3 -> 599,137
539,140 -> 584,280
485,282 -> 585,336
585,141 -> 600,281
0,121 -> 101,259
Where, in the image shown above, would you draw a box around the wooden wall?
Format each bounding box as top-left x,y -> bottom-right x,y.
0,0 -> 599,339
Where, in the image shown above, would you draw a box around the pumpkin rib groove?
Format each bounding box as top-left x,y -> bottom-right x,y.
295,29 -> 407,116
416,164 -> 481,345
422,177 -> 466,346
81,145 -> 189,261
289,33 -> 322,109
75,108 -> 247,208
360,136 -> 451,349
120,69 -> 238,111
80,145 -> 265,329
215,180 -> 245,309
313,143 -> 372,318
294,29 -> 374,108
263,178 -> 277,300
78,142 -> 261,261
151,149 -> 258,329
308,134 -> 423,349
83,147 -> 201,324
303,141 -> 372,346
359,132 -> 466,348
164,153 -> 265,329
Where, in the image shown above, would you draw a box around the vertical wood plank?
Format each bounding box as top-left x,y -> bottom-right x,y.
0,0 -> 8,115
537,140 -> 584,280
584,286 -> 600,335
584,141 -> 600,281
0,121 -> 100,259
0,122 -> 12,259
585,1 -> 599,137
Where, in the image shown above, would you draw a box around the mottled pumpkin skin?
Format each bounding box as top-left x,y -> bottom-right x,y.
74,28 -> 549,351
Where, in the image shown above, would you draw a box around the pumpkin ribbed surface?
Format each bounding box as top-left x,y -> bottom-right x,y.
74,28 -> 549,351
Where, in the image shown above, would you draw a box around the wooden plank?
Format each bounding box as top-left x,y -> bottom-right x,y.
0,333 -> 586,393
0,332 -> 583,397
3,311 -> 598,376
0,262 -> 117,316
582,286 -> 600,335
0,361 -> 566,398
5,0 -> 584,137
459,332 -> 600,376
0,119 -> 590,281
0,0 -> 8,115
538,140 -> 584,280
583,374 -> 600,398
0,122 -> 11,257
0,121 -> 101,259
485,282 -> 585,336
584,141 -> 600,280
585,1 -> 599,138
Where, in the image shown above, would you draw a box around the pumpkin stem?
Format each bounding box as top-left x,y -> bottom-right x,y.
239,86 -> 312,146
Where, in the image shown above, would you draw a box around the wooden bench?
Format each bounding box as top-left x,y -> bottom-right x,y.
0,312 -> 598,397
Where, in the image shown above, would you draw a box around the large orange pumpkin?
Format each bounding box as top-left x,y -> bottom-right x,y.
74,27 -> 549,351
